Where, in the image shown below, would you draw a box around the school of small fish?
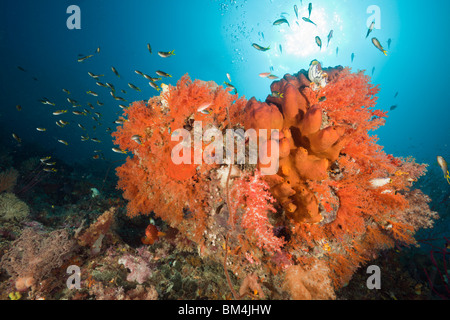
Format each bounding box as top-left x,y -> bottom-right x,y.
250,1 -> 392,92
11,42 -> 180,174
11,2 -> 400,178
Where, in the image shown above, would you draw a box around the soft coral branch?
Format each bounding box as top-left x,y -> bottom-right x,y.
233,171 -> 285,254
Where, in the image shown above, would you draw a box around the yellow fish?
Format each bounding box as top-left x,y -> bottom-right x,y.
315,36 -> 322,50
12,133 -> 21,143
149,82 -> 160,91
58,139 -> 69,146
53,110 -> 68,116
252,43 -> 270,51
156,70 -> 172,78
271,91 -> 284,99
372,37 -> 387,56
437,156 -> 450,184
157,50 -> 175,58
77,55 -> 93,62
111,66 -> 120,77
112,147 -> 127,154
128,83 -> 141,92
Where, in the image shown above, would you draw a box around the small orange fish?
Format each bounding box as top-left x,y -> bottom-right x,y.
141,224 -> 166,245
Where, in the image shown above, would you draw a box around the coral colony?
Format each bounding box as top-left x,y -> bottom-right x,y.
0,62 -> 439,300
109,63 -> 437,299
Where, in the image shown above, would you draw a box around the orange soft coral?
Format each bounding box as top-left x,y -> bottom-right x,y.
113,66 -> 437,299
242,64 -> 435,291
244,67 -> 348,224
113,75 -> 247,241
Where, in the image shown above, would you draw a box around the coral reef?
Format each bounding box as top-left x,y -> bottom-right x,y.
255,65 -> 437,290
0,227 -> 75,292
86,282 -> 158,300
0,192 -> 29,221
231,171 -> 285,254
112,75 -> 247,244
0,168 -> 18,193
118,252 -> 153,285
283,259 -> 336,300
239,272 -> 265,298
112,65 -> 438,299
77,207 -> 116,255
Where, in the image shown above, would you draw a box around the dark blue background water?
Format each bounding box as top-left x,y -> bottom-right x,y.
0,0 -> 449,191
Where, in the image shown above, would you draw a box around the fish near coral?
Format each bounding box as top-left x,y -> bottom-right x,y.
308,60 -> 328,90
437,156 -> 450,184
372,37 -> 387,56
315,36 -> 322,50
141,224 -> 166,245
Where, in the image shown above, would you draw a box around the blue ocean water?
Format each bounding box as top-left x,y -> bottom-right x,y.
0,1 -> 448,231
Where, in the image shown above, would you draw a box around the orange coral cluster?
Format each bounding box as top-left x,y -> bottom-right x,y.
112,75 -> 247,242
113,65 -> 437,299
244,65 -> 434,288
245,66 -> 370,224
